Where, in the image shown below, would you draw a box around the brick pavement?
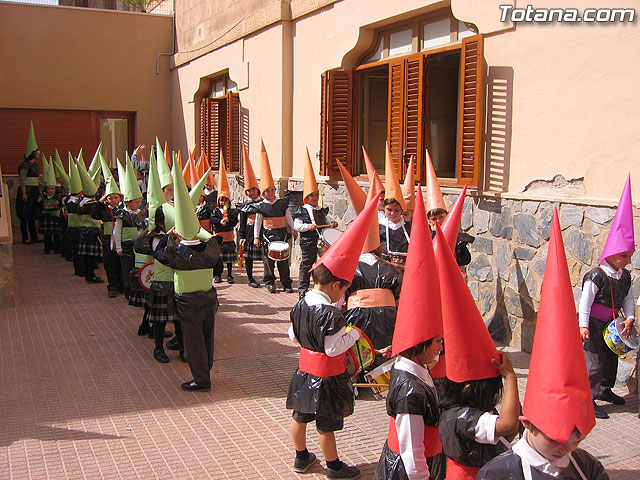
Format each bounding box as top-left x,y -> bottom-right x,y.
1,241 -> 638,479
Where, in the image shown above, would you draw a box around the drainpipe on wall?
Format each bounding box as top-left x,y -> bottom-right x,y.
156,1 -> 176,75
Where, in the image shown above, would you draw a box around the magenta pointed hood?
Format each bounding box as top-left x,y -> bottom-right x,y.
600,175 -> 635,264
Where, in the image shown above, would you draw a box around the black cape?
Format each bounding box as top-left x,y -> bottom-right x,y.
476,448 -> 609,480
285,300 -> 354,421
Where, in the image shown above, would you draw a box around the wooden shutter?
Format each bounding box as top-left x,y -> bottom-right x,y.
226,92 -> 240,172
387,55 -> 423,180
457,34 -> 484,187
200,98 -> 221,169
320,69 -> 353,177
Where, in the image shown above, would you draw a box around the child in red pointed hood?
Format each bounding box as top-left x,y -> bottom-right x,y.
433,223 -> 520,480
478,209 -> 608,480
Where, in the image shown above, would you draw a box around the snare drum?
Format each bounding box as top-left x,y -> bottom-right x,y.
345,325 -> 375,377
138,261 -> 154,291
363,359 -> 394,398
603,316 -> 639,356
318,227 -> 342,256
268,241 -> 291,261
389,252 -> 407,269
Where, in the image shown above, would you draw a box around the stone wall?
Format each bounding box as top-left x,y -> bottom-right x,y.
236,177 -> 639,358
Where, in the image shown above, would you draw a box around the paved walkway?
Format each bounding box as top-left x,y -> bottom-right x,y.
1,241 -> 638,479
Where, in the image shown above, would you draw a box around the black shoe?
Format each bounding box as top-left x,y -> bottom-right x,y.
284,287 -> 294,293
593,402 -> 609,419
86,276 -> 104,284
596,388 -> 625,405
293,452 -> 317,473
325,463 -> 360,479
107,290 -> 118,298
181,381 -> 210,392
137,323 -> 151,336
166,336 -> 181,350
154,349 -> 169,363
227,276 -> 235,284
214,276 -> 222,284
267,284 -> 277,293
248,281 -> 261,288
22,239 -> 32,245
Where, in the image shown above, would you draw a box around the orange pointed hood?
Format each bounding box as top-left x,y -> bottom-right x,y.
242,143 -> 259,192
362,145 -> 383,197
259,139 -> 276,193
523,209 -> 596,442
392,185 -> 442,355
425,148 -> 445,211
435,223 -> 500,382
362,175 -> 382,254
402,155 -> 416,211
441,185 -> 468,253
384,141 -> 406,211
218,151 -> 230,201
303,147 -> 319,203
311,191 -> 382,283
337,160 -> 367,213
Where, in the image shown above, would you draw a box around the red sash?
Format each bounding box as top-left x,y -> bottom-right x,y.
199,218 -> 212,233
247,213 -> 256,224
298,348 -> 345,378
446,458 -> 480,480
387,418 -> 442,458
215,230 -> 234,242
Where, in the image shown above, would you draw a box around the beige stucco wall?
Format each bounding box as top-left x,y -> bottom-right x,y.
0,2 -> 173,149
477,0 -> 640,202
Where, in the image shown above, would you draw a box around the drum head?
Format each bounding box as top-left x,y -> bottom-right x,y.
138,261 -> 154,291
269,241 -> 289,252
615,316 -> 640,350
322,227 -> 342,245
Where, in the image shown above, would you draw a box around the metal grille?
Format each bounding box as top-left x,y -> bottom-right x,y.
1,0 -> 174,16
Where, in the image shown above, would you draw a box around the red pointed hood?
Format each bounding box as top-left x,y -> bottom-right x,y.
392,185 -> 442,355
523,208 -> 596,443
435,223 -> 500,382
311,191 -> 382,282
441,185 -> 468,253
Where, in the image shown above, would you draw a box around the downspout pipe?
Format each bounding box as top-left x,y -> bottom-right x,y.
156,1 -> 175,75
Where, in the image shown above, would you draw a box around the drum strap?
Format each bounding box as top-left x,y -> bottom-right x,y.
347,289 -> 396,309
599,266 -> 622,321
298,348 -> 346,378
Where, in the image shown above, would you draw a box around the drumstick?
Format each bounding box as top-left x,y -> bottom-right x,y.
352,383 -> 389,388
314,224 -> 336,228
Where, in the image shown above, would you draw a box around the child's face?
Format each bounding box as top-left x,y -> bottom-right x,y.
107,194 -> 121,207
219,196 -> 230,207
163,184 -> 174,202
126,198 -> 142,211
428,212 -> 447,226
524,422 -> 584,462
327,281 -> 350,304
422,334 -> 444,365
384,203 -> 403,223
205,183 -> 214,191
605,251 -> 633,270
264,187 -> 276,201
46,186 -> 56,196
136,170 -> 142,180
246,187 -> 261,200
305,192 -> 319,207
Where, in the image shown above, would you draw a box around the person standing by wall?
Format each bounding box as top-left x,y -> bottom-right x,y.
17,121 -> 42,244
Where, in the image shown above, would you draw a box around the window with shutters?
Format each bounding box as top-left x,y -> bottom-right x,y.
320,11 -> 483,188
199,76 -> 241,172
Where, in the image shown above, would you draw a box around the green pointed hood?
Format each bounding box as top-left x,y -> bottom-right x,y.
91,167 -> 102,189
99,152 -> 111,182
43,157 -> 57,187
68,156 -> 82,194
147,151 -> 165,231
105,174 -> 121,197
115,157 -> 126,193
123,152 -> 142,202
25,121 -> 38,158
189,168 -> 211,207
172,160 -> 200,240
53,149 -> 69,189
161,203 -> 211,241
88,142 -> 102,176
78,158 -> 99,196
156,137 -> 173,189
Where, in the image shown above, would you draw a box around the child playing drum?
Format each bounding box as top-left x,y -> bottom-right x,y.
578,176 -> 636,420
286,193 -> 381,480
293,148 -> 338,299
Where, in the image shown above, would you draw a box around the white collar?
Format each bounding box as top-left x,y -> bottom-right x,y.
204,187 -> 215,195
394,356 -> 434,388
126,207 -> 140,214
304,203 -> 321,211
598,261 -> 623,279
359,252 -> 378,266
512,430 -> 571,473
263,197 -> 278,204
382,216 -> 406,230
305,289 -> 332,306
180,239 -> 201,246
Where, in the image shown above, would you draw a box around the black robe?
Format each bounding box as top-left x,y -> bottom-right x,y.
380,221 -> 411,255
375,366 -> 444,480
285,300 -> 355,422
344,259 -> 402,350
476,448 -> 609,480
291,205 -> 331,248
250,198 -> 291,243
439,407 -> 507,468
